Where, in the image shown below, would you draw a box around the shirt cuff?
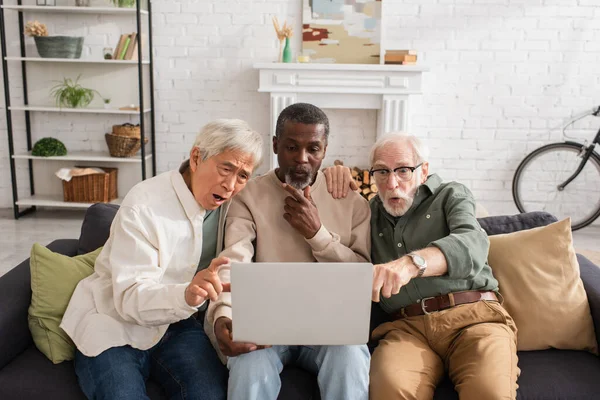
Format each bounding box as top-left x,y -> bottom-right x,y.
305,224 -> 333,252
173,283 -> 201,319
212,304 -> 233,327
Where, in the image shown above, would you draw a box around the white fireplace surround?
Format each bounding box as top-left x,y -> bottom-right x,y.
254,63 -> 429,169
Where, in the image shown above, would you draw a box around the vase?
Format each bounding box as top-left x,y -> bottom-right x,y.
34,36 -> 84,59
282,37 -> 292,63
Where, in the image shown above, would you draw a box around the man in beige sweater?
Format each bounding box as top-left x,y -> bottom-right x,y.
206,103 -> 371,400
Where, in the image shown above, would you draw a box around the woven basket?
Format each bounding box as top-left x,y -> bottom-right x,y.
105,133 -> 148,158
34,36 -> 84,59
112,123 -> 140,138
63,167 -> 118,203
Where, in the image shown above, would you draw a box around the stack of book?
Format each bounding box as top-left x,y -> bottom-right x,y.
384,50 -> 417,65
112,33 -> 139,60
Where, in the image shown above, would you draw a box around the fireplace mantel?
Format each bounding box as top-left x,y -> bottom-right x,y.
254,62 -> 429,168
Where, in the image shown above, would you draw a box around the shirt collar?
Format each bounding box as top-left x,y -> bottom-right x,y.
377,174 -> 443,222
171,170 -> 205,221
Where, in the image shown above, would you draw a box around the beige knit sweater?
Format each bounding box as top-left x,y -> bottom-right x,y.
206,169 -> 371,354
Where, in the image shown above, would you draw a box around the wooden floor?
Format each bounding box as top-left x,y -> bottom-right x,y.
1,208 -> 599,277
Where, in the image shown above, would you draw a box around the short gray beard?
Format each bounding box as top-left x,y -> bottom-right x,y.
381,193 -> 414,217
285,172 -> 313,190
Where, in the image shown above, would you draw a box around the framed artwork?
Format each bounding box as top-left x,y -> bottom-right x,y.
302,0 -> 382,64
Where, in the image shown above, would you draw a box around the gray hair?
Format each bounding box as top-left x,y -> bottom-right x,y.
192,119 -> 263,167
369,133 -> 430,167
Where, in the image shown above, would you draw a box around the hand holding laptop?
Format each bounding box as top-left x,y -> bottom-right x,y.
215,317 -> 271,357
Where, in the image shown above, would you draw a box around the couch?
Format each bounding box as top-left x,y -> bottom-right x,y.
0,204 -> 599,400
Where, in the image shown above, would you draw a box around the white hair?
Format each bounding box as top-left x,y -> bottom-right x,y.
369,133 -> 430,167
192,119 -> 263,167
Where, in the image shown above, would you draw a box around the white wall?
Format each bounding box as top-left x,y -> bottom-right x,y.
1,0 -> 599,216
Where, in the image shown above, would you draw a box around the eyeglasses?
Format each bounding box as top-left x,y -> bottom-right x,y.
369,163 -> 423,183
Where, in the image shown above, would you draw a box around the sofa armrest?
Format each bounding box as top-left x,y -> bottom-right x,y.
578,254 -> 600,353
0,239 -> 79,369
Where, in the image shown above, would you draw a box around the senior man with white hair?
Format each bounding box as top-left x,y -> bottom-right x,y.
61,119 -> 263,400
324,133 -> 519,400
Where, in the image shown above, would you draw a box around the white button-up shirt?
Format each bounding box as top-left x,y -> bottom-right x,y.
61,170 -> 215,357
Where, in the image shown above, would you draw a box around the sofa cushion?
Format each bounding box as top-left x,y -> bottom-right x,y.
432,350 -> 600,400
77,203 -> 119,255
477,211 -> 558,236
28,244 -> 102,364
279,367 -> 320,400
488,218 -> 597,354
515,350 -> 600,400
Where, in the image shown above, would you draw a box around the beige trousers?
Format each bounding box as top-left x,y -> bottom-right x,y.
370,300 -> 519,400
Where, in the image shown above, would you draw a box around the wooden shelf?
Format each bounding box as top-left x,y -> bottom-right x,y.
16,194 -> 122,209
1,5 -> 148,15
13,150 -> 152,163
8,105 -> 151,114
5,57 -> 149,64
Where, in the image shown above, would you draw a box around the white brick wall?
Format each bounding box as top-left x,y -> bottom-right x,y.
1,0 -> 600,218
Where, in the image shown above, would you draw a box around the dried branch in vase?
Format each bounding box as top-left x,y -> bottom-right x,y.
272,16 -> 293,63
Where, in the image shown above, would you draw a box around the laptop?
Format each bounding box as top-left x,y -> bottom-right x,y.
231,262 -> 374,346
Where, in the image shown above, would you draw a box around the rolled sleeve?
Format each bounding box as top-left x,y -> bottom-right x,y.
429,188 -> 489,280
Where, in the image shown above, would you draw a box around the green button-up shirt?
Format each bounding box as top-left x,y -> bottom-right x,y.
371,174 -> 498,313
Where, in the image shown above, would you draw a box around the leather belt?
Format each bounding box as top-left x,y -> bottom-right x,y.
391,291 -> 498,320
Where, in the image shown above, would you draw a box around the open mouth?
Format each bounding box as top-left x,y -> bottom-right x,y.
213,194 -> 226,202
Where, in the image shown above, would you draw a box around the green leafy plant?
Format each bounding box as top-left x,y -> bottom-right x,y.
50,75 -> 98,108
32,137 -> 67,157
110,0 -> 135,8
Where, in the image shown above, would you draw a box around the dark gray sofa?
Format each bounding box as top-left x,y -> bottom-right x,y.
0,205 -> 599,400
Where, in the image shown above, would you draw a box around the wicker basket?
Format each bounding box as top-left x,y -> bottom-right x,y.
34,36 -> 84,59
105,132 -> 148,158
112,123 -> 141,138
62,167 -> 118,203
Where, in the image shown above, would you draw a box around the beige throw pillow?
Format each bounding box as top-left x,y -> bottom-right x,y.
488,218 -> 597,354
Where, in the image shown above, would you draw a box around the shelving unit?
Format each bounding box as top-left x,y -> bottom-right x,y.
0,1 -> 156,219
5,56 -> 150,64
13,150 -> 152,162
1,5 -> 148,14
16,194 -> 122,209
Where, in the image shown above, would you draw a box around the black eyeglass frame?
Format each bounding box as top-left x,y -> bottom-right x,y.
369,163 -> 424,181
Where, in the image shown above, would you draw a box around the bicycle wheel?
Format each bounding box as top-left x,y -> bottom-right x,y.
512,142 -> 600,230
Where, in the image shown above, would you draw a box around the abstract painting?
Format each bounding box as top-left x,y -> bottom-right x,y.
302,0 -> 382,64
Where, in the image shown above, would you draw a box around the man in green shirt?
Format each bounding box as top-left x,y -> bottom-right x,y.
324,134 -> 519,400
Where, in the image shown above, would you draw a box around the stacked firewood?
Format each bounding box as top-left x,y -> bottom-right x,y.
333,160 -> 378,201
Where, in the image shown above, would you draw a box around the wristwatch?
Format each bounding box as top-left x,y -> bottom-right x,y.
407,253 -> 427,278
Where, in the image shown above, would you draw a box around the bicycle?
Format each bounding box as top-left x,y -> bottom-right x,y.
512,106 -> 600,231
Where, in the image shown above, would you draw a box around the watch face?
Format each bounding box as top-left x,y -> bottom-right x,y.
412,254 -> 426,266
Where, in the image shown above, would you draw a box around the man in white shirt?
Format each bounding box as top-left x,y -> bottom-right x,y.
60,119 -> 263,400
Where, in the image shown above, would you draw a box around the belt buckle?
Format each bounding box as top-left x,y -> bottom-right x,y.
420,297 -> 435,315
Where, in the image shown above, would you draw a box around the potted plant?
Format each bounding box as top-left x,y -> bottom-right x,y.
31,137 -> 67,157
109,0 -> 135,8
103,98 -> 111,109
50,75 -> 102,108
25,20 -> 84,59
